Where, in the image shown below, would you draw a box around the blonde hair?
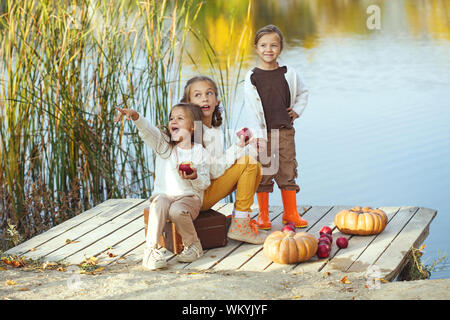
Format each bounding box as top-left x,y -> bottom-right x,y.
180,76 -> 223,128
254,24 -> 284,50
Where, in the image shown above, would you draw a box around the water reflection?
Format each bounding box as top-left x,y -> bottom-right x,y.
187,0 -> 449,67
186,0 -> 450,279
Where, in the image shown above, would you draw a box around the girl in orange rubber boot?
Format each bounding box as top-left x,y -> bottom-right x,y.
244,25 -> 309,229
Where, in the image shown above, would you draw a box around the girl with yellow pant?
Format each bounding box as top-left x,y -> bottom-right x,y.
181,76 -> 267,244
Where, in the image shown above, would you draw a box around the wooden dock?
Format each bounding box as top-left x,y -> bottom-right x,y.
5,199 -> 436,281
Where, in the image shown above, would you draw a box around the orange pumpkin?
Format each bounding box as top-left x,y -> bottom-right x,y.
263,231 -> 318,264
334,206 -> 388,236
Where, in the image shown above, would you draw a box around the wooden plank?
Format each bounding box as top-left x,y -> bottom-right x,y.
43,201 -> 149,263
346,207 -> 418,272
4,199 -> 132,256
321,207 -> 408,273
111,202 -> 228,266
240,206 -> 331,272
63,202 -> 149,264
211,206 -> 284,271
374,207 -> 437,281
21,199 -> 146,261
104,229 -> 148,265
269,206 -> 351,273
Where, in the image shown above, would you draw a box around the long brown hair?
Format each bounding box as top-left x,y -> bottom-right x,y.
180,76 -> 223,128
158,103 -> 204,158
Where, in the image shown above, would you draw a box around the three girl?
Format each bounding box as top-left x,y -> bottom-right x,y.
115,103 -> 211,270
116,23 -> 308,271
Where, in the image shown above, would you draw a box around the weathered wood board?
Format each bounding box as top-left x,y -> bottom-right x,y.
5,199 -> 437,281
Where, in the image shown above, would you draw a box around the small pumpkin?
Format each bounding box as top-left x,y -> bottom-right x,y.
263,231 -> 318,264
334,206 -> 388,236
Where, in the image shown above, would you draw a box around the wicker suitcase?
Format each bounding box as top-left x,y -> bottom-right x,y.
144,208 -> 231,254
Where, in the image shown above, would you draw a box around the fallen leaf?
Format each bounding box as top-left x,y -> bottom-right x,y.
42,262 -> 58,270
5,280 -> 17,286
340,276 -> 351,284
107,251 -> 117,258
419,244 -> 426,251
84,256 -> 98,265
0,267 -> 7,271
18,287 -> 30,291
57,267 -> 66,272
380,278 -> 388,283
29,248 -> 36,252
324,271 -> 331,277
292,295 -> 302,299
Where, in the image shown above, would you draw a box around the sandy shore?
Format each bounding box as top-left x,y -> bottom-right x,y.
1,260 -> 449,300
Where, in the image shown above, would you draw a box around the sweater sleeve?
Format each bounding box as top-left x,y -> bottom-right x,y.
189,147 -> 211,192
133,113 -> 171,157
207,135 -> 246,180
292,72 -> 309,118
244,72 -> 267,141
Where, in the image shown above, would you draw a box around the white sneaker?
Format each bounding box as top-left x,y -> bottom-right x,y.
142,247 -> 167,270
176,241 -> 203,263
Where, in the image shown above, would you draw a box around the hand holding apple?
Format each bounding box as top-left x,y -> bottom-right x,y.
236,127 -> 252,143
178,161 -> 194,175
178,162 -> 197,180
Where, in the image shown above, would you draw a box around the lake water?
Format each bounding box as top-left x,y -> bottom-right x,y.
183,0 -> 450,279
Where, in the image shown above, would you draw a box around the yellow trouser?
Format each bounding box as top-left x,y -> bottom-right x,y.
201,156 -> 262,212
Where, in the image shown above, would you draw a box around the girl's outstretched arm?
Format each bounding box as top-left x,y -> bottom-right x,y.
115,107 -> 139,121
115,107 -> 171,156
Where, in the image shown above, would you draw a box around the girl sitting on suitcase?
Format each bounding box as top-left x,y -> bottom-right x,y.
115,103 -> 211,270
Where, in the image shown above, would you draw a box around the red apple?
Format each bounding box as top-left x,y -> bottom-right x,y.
178,161 -> 194,175
236,127 -> 252,142
281,225 -> 295,233
285,222 -> 296,230
320,233 -> 333,243
317,244 -> 330,258
319,226 -> 333,236
318,236 -> 331,245
336,236 -> 348,249
318,240 -> 331,249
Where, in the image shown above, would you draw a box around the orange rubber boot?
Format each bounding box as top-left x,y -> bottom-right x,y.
281,190 -> 308,228
256,192 -> 271,230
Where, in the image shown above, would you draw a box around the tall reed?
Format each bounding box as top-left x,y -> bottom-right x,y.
0,0 -> 201,244
186,0 -> 253,141
184,0 -> 253,202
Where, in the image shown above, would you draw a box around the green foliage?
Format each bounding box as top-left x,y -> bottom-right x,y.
0,0 -> 201,242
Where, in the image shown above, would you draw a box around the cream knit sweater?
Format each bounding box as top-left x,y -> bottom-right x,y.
133,115 -> 211,202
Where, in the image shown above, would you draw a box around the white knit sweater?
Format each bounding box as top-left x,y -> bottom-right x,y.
133,115 -> 211,202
